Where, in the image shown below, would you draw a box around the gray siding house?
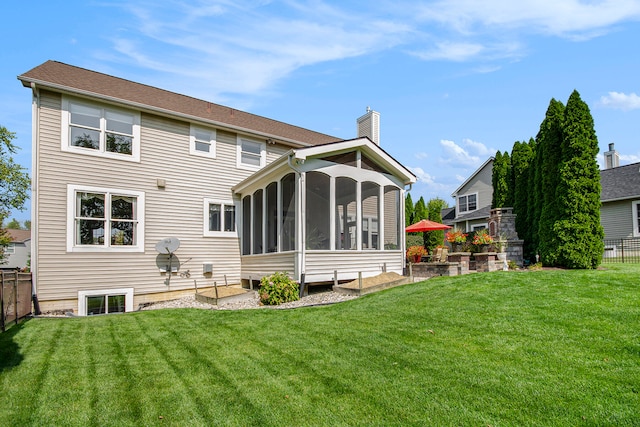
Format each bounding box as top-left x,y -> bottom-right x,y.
445,157 -> 494,232
19,61 -> 415,315
600,161 -> 640,240
1,229 -> 31,270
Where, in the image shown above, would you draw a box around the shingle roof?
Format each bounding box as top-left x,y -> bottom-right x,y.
600,162 -> 640,202
5,229 -> 30,243
18,60 -> 341,147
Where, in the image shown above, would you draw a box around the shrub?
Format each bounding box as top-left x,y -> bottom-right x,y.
259,272 -> 300,305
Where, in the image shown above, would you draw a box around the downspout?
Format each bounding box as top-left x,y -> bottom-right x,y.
30,82 -> 40,314
287,154 -> 305,283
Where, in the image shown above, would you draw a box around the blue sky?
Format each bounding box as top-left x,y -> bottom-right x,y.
2,0 -> 640,224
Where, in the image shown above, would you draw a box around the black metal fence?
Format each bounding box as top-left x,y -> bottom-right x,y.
1,271 -> 32,332
602,238 -> 640,264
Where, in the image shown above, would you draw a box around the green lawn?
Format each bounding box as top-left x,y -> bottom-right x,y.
1,265 -> 639,426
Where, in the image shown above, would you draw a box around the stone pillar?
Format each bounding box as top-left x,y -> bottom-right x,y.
488,207 -> 523,267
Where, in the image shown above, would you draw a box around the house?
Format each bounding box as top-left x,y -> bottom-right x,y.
1,229 -> 31,270
600,145 -> 640,240
19,60 -> 416,315
444,157 -> 494,232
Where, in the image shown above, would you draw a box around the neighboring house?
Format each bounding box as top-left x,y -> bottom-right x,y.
1,229 -> 31,270
600,156 -> 640,240
444,157 -> 494,232
19,60 -> 416,315
445,143 -> 639,242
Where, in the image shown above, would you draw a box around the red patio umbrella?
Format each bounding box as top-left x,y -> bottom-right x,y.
405,219 -> 452,232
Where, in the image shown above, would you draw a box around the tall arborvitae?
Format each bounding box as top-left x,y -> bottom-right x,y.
414,197 -> 427,223
405,193 -> 414,227
504,151 -> 514,208
554,90 -> 604,268
523,137 -> 537,260
424,197 -> 448,252
491,151 -> 510,208
511,140 -> 534,242
536,99 -> 565,265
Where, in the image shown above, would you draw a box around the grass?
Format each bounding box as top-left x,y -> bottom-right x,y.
1,264 -> 639,426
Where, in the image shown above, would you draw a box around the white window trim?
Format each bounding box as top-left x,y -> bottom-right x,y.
203,198 -> 239,237
458,192 -> 478,214
5,243 -> 15,254
190,125 -> 217,158
67,184 -> 145,252
78,288 -> 134,316
236,136 -> 266,170
633,200 -> 640,238
61,96 -> 141,162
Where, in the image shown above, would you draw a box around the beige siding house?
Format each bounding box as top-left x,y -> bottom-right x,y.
19,61 -> 415,315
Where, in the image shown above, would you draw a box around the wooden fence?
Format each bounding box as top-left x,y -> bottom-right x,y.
1,271 -> 32,332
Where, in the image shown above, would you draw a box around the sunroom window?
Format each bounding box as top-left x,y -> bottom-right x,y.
336,177 -> 357,250
305,172 -> 330,250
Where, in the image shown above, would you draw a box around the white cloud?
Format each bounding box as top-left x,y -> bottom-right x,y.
409,167 -> 435,184
105,1 -> 411,100
415,152 -> 429,160
411,41 -> 485,62
416,0 -> 640,38
461,138 -> 496,156
439,139 -> 481,166
599,92 -> 640,111
621,153 -> 640,163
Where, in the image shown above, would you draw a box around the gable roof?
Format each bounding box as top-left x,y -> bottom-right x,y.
601,162 -> 640,202
451,157 -> 494,197
5,229 -> 31,243
18,60 -> 340,147
232,137 -> 417,194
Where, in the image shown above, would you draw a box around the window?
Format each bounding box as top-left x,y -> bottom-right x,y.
253,190 -> 263,254
5,243 -> 15,255
383,186 -> 401,250
237,137 -> 265,170
266,182 -> 278,252
335,177 -> 357,250
78,288 -> 134,316
361,182 -> 380,250
190,126 -> 216,158
62,97 -> 140,162
305,172 -> 330,250
242,196 -> 251,255
67,185 -> 144,252
633,201 -> 640,237
281,174 -> 296,252
203,199 -> 237,237
458,193 -> 477,213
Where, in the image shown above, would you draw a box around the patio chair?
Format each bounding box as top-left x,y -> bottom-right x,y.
432,247 -> 443,262
440,247 -> 449,262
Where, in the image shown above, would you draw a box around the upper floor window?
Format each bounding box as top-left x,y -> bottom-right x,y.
203,198 -> 237,237
237,137 -> 265,170
5,243 -> 15,254
67,185 -> 145,252
62,97 -> 141,162
190,126 -> 216,158
458,193 -> 477,213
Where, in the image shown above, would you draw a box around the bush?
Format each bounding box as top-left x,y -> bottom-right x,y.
259,272 -> 300,305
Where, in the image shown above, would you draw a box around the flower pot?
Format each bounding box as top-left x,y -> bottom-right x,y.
412,255 -> 421,263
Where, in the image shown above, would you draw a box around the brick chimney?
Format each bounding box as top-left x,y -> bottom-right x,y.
357,107 -> 380,145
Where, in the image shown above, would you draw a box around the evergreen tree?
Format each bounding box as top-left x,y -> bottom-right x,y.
413,197 -> 427,222
424,198 -> 448,252
511,140 -> 534,244
524,138 -> 538,260
536,99 -> 565,265
492,151 -> 512,208
503,151 -> 514,207
554,90 -> 604,268
405,193 -> 414,227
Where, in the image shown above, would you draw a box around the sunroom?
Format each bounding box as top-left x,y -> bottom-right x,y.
232,137 -> 417,286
